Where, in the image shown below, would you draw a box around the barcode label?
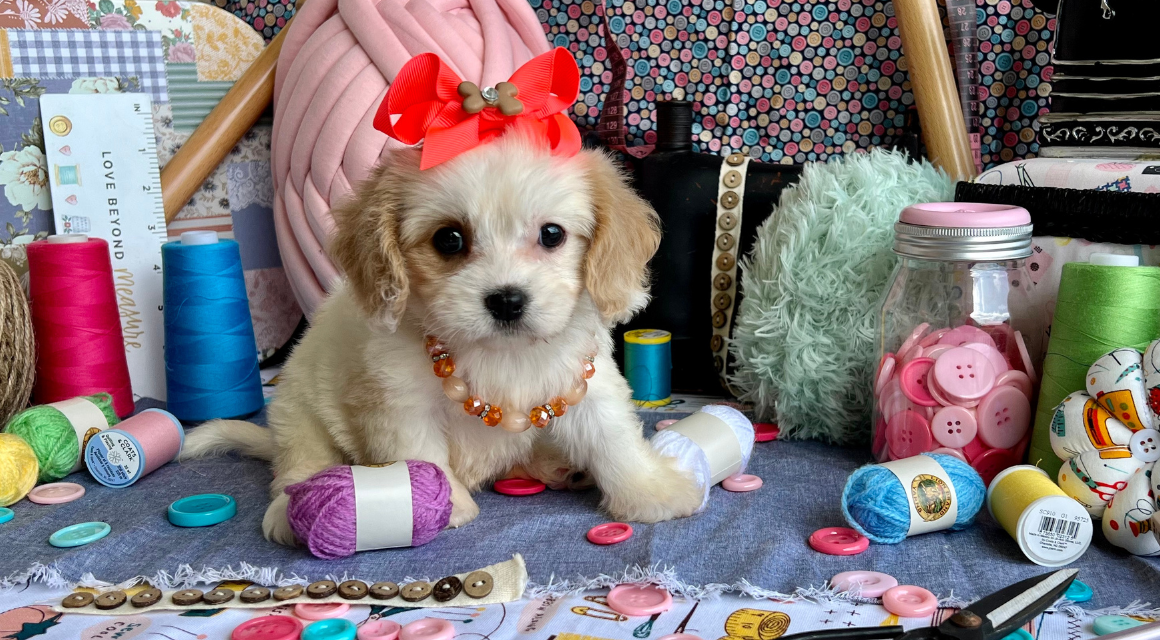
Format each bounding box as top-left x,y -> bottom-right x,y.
1039,516 -> 1081,540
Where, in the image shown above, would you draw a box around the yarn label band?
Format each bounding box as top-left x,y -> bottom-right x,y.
880,456 -> 959,536
351,463 -> 414,550
667,411 -> 743,485
50,397 -> 110,474
85,431 -> 143,488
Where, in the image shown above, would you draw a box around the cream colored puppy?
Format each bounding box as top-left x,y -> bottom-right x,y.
181,128 -> 703,545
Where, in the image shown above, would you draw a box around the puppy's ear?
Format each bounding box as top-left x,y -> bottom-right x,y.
329,162 -> 410,330
581,151 -> 662,324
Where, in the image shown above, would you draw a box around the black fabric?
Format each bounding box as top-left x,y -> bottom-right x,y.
1054,0 -> 1160,64
1038,117 -> 1160,149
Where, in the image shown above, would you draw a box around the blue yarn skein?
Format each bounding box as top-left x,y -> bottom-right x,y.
841,453 -> 985,544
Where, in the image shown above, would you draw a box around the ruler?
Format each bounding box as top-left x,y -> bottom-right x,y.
40,93 -> 168,402
946,0 -> 982,172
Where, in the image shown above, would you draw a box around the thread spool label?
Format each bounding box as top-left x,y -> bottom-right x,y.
1019,498 -> 1093,566
50,397 -> 110,474
668,411 -> 743,485
351,462 -> 414,550
880,456 -> 959,536
85,430 -> 142,488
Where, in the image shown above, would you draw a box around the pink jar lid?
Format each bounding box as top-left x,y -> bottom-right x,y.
899,203 -> 1031,228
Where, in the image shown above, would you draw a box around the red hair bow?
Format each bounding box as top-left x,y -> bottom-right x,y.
374,47 -> 582,170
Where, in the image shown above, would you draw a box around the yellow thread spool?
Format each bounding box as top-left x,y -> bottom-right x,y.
987,465 -> 1093,567
722,608 -> 791,640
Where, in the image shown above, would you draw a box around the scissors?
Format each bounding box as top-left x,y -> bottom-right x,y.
780,569 -> 1078,640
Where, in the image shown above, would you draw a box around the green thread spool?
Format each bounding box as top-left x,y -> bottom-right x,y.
3,393 -> 119,482
1030,260 -> 1160,476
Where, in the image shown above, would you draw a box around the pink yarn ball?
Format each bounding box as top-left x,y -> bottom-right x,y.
285,460 -> 451,559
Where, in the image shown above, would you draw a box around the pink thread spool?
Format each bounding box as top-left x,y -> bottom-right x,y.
84,409 -> 184,488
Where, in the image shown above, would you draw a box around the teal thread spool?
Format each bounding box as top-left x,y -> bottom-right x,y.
624,329 -> 672,407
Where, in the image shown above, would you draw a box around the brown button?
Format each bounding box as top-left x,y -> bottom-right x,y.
712,310 -> 727,328
95,591 -> 127,610
716,234 -> 735,251
273,585 -> 303,601
726,153 -> 746,166
710,335 -> 724,352
62,592 -> 95,608
433,576 -> 463,602
203,588 -> 236,605
716,253 -> 735,271
714,273 -> 732,291
307,580 -> 338,599
715,112 -> 729,126
338,580 -> 369,600
714,355 -> 724,370
130,587 -> 162,608
171,589 -> 204,606
240,586 -> 271,603
714,292 -> 732,311
463,571 -> 493,598
951,611 -> 983,628
718,212 -> 737,230
370,582 -> 400,600
720,190 -> 739,209
401,581 -> 433,602
723,170 -> 742,188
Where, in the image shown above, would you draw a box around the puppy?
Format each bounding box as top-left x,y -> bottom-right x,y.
181,126 -> 704,545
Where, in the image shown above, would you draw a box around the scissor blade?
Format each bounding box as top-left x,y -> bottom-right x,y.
984,569 -> 1077,629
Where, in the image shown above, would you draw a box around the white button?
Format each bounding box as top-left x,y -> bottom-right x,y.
1129,429 -> 1160,462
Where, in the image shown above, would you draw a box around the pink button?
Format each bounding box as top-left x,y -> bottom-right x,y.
656,419 -> 679,430
883,585 -> 938,617
939,325 -> 996,349
930,406 -> 977,448
754,423 -> 779,442
962,437 -> 987,462
809,527 -> 870,555
932,347 -> 996,401
875,354 -> 897,398
722,474 -> 763,492
401,619 -> 455,640
995,369 -> 1033,399
887,410 -> 933,459
898,322 -> 930,358
899,358 -> 938,407
1014,330 -> 1038,384
831,571 -> 899,598
931,447 -> 967,462
976,385 -> 1031,449
494,479 -> 546,496
587,522 -> 633,545
295,602 -> 350,620
970,447 -> 1021,486
233,616 -> 304,640
606,584 -> 673,617
923,344 -> 953,360
926,370 -> 955,407
27,482 -> 85,505
964,342 -> 1009,375
919,327 -> 951,348
359,619 -> 402,640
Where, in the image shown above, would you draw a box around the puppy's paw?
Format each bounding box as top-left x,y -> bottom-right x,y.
262,494 -> 299,547
602,458 -> 704,523
447,484 -> 480,528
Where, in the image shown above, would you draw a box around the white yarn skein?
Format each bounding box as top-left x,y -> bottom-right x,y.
650,405 -> 756,511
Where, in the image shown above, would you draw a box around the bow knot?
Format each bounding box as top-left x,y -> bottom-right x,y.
374,48 -> 582,170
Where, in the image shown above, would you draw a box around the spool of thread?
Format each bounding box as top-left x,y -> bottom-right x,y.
285,461 -> 452,559
987,465 -> 1093,566
0,259 -> 34,427
624,329 -> 672,407
3,393 -> 119,482
1030,260 -> 1160,477
84,408 -> 184,488
26,235 -> 134,417
163,231 -> 263,421
650,405 -> 755,511
842,452 -> 985,544
0,432 -> 37,506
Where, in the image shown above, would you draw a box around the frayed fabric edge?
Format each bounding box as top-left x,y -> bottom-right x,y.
4,561 -> 1157,620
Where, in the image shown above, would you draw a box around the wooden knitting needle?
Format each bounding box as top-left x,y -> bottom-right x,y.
160,9 -> 299,223
892,0 -> 975,181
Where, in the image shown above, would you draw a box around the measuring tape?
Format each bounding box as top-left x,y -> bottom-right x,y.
945,0 -> 982,172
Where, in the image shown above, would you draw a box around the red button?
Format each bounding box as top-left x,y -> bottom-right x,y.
587,522 -> 633,544
899,357 -> 938,407
808,527 -> 869,555
930,406 -> 977,448
494,479 -> 546,496
233,616 -> 304,640
754,422 -> 779,442
887,410 -> 933,459
976,385 -> 1031,449
970,447 -> 1021,487
607,584 -> 673,617
962,437 -> 987,462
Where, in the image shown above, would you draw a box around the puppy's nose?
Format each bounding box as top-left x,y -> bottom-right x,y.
484,288 -> 527,322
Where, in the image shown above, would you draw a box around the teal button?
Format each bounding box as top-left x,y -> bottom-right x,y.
1094,616 -> 1145,636
1002,630 -> 1033,640
302,619 -> 356,640
49,522 -> 111,548
1065,580 -> 1093,603
168,494 -> 237,528
0,507 -> 13,524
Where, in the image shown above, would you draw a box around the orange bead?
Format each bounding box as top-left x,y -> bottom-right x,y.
529,406 -> 551,428
464,395 -> 485,416
425,335 -> 442,352
433,355 -> 455,378
581,360 -> 596,380
548,397 -> 568,417
480,404 -> 503,427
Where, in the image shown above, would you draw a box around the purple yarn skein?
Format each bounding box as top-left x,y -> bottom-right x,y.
285,460 -> 452,559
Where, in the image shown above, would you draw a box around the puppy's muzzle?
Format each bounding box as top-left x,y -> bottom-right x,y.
484,287 -> 527,323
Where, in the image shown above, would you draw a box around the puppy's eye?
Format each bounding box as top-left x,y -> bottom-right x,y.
432,227 -> 466,255
539,223 -> 565,249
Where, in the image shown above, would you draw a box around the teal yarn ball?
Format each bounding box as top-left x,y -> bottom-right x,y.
841,453 -> 985,544
3,393 -> 119,483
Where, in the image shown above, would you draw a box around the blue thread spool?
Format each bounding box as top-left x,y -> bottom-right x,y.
162,231 -> 263,421
624,329 -> 672,407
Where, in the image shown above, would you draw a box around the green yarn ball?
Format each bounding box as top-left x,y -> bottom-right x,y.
3,393 -> 119,482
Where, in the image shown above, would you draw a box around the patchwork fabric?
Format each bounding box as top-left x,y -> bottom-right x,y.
5,29 -> 168,103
